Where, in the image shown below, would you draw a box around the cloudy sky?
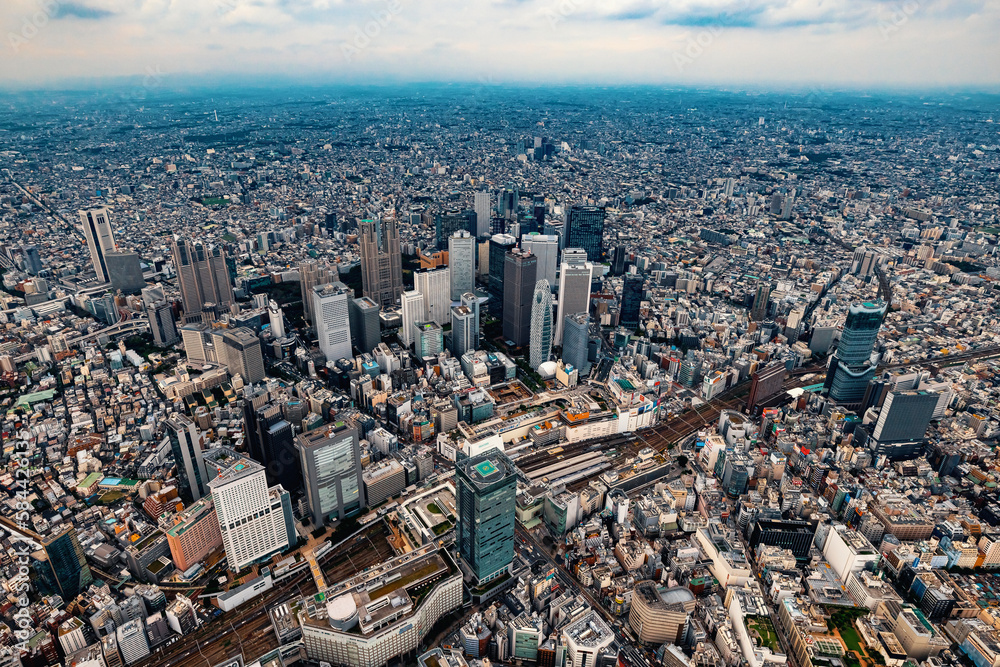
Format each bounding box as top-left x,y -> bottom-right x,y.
1,0 -> 998,89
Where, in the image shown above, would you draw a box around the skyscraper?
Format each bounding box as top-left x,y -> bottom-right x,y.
461,291 -> 479,346
221,327 -> 265,384
105,251 -> 146,294
299,259 -> 334,325
562,312 -> 592,376
400,290 -> 424,349
747,362 -> 786,410
79,206 -> 118,283
165,414 -> 207,503
610,245 -> 627,276
436,210 -> 476,250
449,230 -> 476,300
503,249 -> 537,347
414,267 -> 451,326
243,401 -> 300,495
554,248 -> 593,346
204,448 -> 293,571
295,421 -> 364,526
620,273 -> 644,330
455,449 -> 517,585
313,282 -> 353,363
520,233 -> 559,290
348,296 -> 381,353
146,301 -> 179,347
474,191 -> 491,237
359,217 -> 403,309
0,518 -> 94,600
825,302 -> 887,405
488,234 -> 517,318
452,305 -> 477,358
565,205 -> 605,262
23,245 -> 42,275
750,281 -> 772,322
529,280 -> 553,370
415,321 -> 444,358
868,390 -> 939,460
170,239 -> 234,320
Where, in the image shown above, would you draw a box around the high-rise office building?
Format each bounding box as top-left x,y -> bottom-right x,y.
562,312 -> 592,376
825,302 -> 887,405
565,205 -> 605,262
414,267 -> 451,326
243,401 -> 300,495
105,251 -> 146,294
170,239 -> 234,320
503,249 -> 537,347
610,245 -> 627,276
348,296 -> 381,353
488,234 -> 517,318
554,249 -> 593,346
313,282 -> 353,363
23,245 -> 42,275
116,619 -> 150,665
520,233 -> 559,290
451,305 -> 477,358
620,273 -> 644,330
415,321 -> 444,358
747,362 -> 786,410
866,390 -> 939,460
456,449 -> 518,584
529,280 -> 552,370
461,292 -> 480,340
474,191 -> 492,237
449,230 -> 476,300
165,414 -> 207,503
359,217 -> 403,309
400,290 -> 424,349
750,282 -> 772,322
204,448 -> 293,570
267,299 -> 285,338
221,328 -> 265,384
436,210 -> 476,250
146,301 -> 179,347
0,518 -> 94,600
299,259 -> 334,325
295,421 -> 364,526
79,206 -> 118,283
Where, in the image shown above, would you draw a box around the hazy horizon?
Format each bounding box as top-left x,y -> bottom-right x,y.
1,0 -> 999,91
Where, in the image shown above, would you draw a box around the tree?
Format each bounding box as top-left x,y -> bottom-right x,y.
677,455 -> 689,468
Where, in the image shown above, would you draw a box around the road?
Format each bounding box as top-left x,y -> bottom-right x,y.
516,525 -> 650,667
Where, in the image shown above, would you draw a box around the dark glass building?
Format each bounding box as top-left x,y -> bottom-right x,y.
748,519 -> 816,560
487,234 -> 517,318
244,402 -> 301,495
456,449 -> 518,584
502,249 -> 537,347
825,302 -> 887,405
620,274 -> 644,330
566,205 -> 606,262
435,210 -> 476,250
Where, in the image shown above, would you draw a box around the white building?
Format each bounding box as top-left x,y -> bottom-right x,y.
529,280 -> 553,370
415,267 -> 451,326
474,191 -> 491,237
562,612 -> 614,667
823,524 -> 880,581
313,282 -> 353,363
555,249 -> 592,346
521,233 -> 559,292
268,299 -> 286,338
205,448 -> 291,571
115,619 -> 150,665
400,290 -> 424,349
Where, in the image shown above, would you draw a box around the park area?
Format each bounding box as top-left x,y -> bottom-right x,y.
827,608 -> 884,667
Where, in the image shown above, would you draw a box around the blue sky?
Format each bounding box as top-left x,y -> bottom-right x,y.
1,0 -> 998,89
